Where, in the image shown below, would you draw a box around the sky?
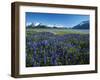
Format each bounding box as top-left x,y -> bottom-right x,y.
26,12 -> 89,28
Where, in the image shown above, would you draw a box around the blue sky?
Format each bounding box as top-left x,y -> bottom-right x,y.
26,12 -> 89,28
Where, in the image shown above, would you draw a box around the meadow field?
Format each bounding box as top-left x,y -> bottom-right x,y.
26,28 -> 89,35
26,28 -> 89,67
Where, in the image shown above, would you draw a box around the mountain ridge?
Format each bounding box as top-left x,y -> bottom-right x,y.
72,20 -> 89,29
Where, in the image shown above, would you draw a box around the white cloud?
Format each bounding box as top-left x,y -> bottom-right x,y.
55,24 -> 64,28
47,24 -> 54,27
47,24 -> 64,28
57,25 -> 64,28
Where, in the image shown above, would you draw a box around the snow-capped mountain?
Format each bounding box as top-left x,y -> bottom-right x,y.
26,22 -> 41,27
34,22 -> 41,26
26,22 -> 32,27
73,21 -> 89,29
26,22 -> 65,28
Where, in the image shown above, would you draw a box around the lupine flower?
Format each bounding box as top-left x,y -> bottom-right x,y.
26,32 -> 89,67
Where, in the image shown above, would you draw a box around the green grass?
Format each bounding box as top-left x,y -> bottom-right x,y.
26,28 -> 89,36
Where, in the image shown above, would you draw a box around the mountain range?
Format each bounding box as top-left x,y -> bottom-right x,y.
26,20 -> 89,29
72,20 -> 89,29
